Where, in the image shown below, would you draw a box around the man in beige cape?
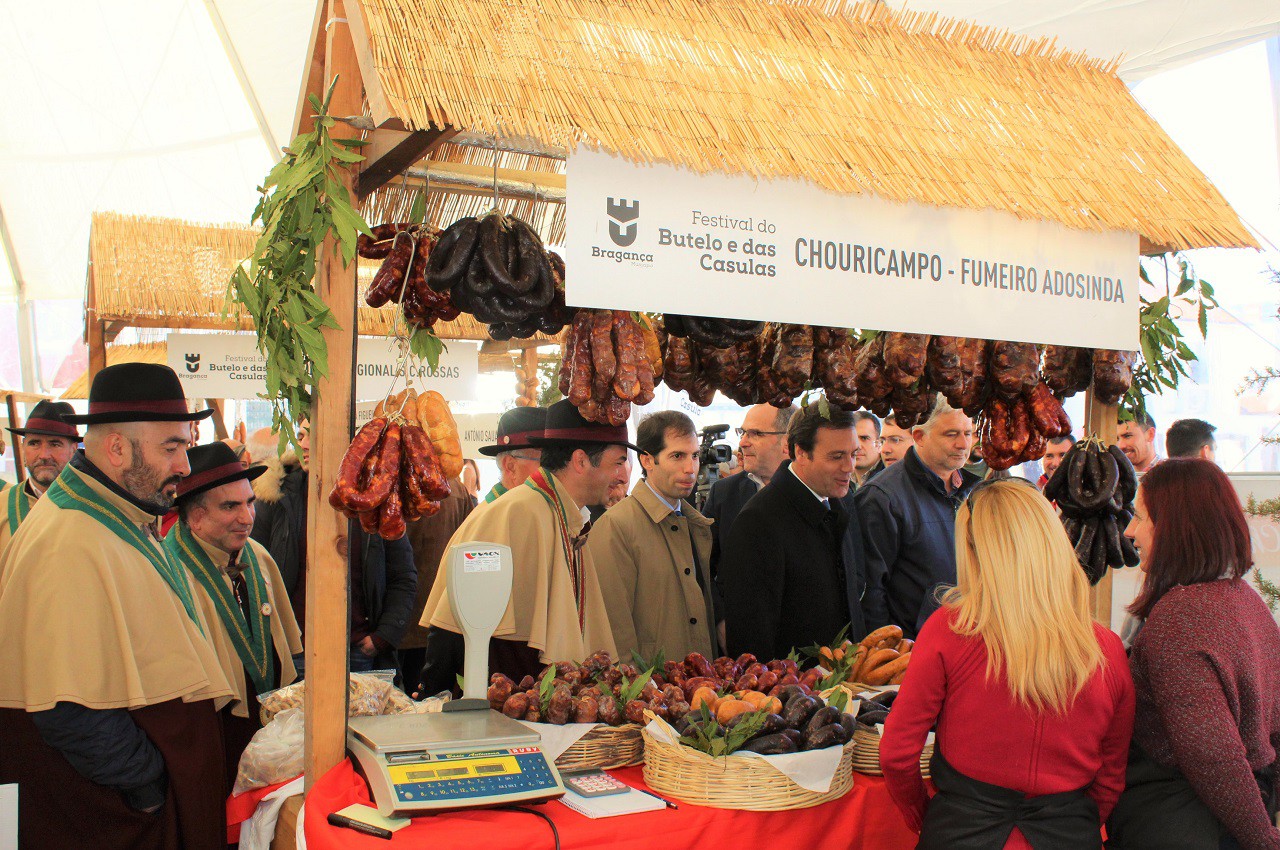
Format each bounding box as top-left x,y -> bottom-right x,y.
0,363 -> 234,850
0,399 -> 81,552
166,441 -> 302,789
415,400 -> 630,696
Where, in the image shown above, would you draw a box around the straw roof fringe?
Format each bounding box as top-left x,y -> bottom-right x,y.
88,212 -> 556,342
352,0 -> 1255,251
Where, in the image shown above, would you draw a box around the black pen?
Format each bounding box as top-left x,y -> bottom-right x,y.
638,789 -> 679,810
328,812 -> 393,840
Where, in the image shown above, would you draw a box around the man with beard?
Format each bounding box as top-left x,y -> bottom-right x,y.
166,442 -> 301,789
416,400 -> 629,695
590,411 -> 716,660
0,363 -> 232,850
0,400 -> 81,551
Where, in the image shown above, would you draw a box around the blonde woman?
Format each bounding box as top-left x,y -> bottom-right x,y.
880,479 -> 1134,849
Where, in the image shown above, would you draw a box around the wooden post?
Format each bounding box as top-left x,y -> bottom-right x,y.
5,394 -> 22,484
86,265 -> 107,381
206,399 -> 230,441
303,0 -> 362,792
1085,388 -> 1119,628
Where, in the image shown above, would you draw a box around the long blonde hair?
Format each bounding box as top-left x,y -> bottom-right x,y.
944,480 -> 1103,714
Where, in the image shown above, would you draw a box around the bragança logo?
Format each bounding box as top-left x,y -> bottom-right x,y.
607,197 -> 639,247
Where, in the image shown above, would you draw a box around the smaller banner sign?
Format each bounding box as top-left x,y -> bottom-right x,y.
169,333 -> 479,400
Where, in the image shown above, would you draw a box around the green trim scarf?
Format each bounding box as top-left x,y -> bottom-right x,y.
164,523 -> 275,695
524,468 -> 586,633
45,467 -> 202,634
483,481 -> 508,504
6,483 -> 32,535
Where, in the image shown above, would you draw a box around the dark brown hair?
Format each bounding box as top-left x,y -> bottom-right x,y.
1128,458 -> 1252,620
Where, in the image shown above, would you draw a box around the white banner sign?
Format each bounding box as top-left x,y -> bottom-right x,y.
168,333 -> 479,400
566,146 -> 1138,350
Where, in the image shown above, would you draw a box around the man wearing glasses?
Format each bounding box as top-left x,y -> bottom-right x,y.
703,404 -> 796,650
475,407 -> 548,506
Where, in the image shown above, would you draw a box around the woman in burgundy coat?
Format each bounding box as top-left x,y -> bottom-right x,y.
1108,459 -> 1280,850
880,479 -> 1135,849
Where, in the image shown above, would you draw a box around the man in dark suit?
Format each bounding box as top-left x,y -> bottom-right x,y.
703,403 -> 796,649
720,403 -> 868,659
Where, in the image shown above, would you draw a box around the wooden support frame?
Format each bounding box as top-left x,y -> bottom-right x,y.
356,128 -> 457,200
302,0 -> 363,792
5,394 -> 23,483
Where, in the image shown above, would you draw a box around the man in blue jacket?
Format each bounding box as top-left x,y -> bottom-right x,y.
855,398 -> 980,638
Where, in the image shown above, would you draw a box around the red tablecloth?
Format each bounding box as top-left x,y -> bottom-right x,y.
304,758 -> 919,850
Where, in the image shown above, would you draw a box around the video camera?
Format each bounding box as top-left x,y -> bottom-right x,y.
693,424 -> 733,511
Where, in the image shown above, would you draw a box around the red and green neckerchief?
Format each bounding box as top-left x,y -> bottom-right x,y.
524,468 -> 586,632
7,482 -> 33,535
45,467 -> 202,633
164,522 -> 275,695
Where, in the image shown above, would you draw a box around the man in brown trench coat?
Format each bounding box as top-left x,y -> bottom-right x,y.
590,411 -> 717,663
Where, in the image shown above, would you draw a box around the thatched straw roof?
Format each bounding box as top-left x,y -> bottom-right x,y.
88,212 -> 558,342
60,342 -> 168,399
348,0 -> 1254,252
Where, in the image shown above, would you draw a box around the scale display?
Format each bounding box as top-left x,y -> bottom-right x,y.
387,748 -> 559,805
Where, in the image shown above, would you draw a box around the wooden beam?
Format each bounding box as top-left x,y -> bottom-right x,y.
5,394 -> 23,484
206,399 -> 230,441
341,0 -> 390,125
356,128 -> 456,200
86,262 -> 107,382
400,162 -> 566,204
1085,387 -> 1120,629
103,320 -> 128,344
291,0 -> 328,140
304,0 -> 362,792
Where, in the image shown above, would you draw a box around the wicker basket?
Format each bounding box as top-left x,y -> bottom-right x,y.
554,723 -> 644,772
850,724 -> 932,779
641,726 -> 856,811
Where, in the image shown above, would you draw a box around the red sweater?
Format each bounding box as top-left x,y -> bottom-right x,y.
1129,579 -> 1280,850
881,606 -> 1134,848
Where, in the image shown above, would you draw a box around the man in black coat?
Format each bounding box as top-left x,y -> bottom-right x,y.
855,399 -> 980,639
704,404 -> 796,648
720,404 -> 868,660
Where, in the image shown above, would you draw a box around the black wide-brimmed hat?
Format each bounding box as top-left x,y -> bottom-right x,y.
176,442 -> 266,503
527,399 -> 639,452
62,363 -> 214,426
7,400 -> 82,440
478,406 -> 549,456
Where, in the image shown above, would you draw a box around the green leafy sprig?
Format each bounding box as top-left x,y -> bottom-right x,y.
678,705 -> 768,757
1123,256 -> 1217,422
227,77 -> 372,452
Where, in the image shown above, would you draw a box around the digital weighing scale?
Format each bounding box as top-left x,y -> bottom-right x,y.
347,542 -> 565,816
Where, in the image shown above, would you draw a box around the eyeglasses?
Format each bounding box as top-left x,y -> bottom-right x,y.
507,451 -> 541,462
735,428 -> 786,439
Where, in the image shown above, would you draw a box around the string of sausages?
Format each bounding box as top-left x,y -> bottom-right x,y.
558,310 -> 661,425
328,389 -> 463,540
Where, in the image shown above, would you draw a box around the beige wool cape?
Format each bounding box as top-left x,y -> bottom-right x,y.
181,532 -> 302,719
419,471 -> 617,663
0,464 -> 233,711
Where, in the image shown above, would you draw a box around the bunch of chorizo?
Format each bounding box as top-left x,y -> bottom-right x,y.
328,388 -> 463,540
557,309 -> 657,425
1043,439 -> 1140,584
426,211 -> 572,338
977,381 -> 1072,471
361,224 -> 461,329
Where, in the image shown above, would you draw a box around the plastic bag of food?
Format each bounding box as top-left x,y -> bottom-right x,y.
234,707 -> 304,794
258,673 -> 394,724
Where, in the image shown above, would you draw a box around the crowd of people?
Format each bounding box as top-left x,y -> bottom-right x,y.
0,360 -> 1276,850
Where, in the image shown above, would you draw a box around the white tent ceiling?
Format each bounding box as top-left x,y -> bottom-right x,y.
0,0 -> 1277,309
